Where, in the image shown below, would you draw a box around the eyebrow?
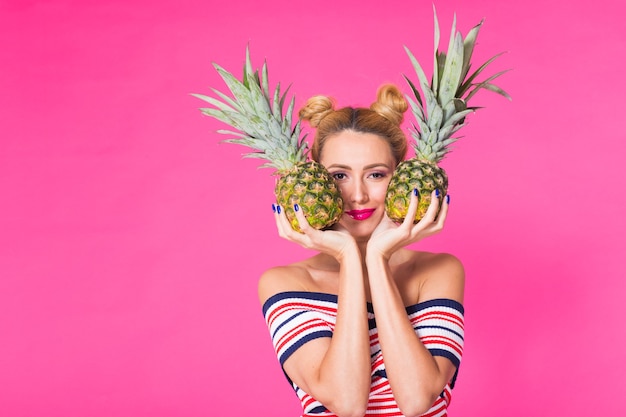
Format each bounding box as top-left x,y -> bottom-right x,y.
326,163 -> 392,170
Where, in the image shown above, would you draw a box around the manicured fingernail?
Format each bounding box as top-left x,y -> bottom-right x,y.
446,194 -> 450,204
435,189 -> 440,198
276,205 -> 281,214
294,204 -> 299,212
272,204 -> 276,213
413,188 -> 419,197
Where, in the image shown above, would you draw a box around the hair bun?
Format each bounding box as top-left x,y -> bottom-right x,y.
299,96 -> 335,128
370,84 -> 408,126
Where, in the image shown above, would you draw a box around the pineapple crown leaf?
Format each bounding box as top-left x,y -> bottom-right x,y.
428,104 -> 444,131
406,95 -> 425,124
214,63 -> 268,116
478,82 -> 512,100
403,45 -> 430,106
217,129 -> 247,139
437,32 -> 464,107
194,46 -> 309,171
460,19 -> 485,82
211,88 -> 240,111
193,92 -> 237,114
464,69 -> 513,101
283,93 -> 296,135
442,108 -> 474,129
403,74 -> 423,109
271,82 -> 285,120
436,11 -> 465,107
457,52 -> 509,97
431,5 -> 442,94
404,10 -> 510,162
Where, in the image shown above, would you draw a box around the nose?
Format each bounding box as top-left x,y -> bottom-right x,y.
350,178 -> 369,204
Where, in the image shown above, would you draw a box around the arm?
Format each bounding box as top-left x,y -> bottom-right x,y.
365,254 -> 464,417
365,192 -> 465,417
259,205 -> 371,417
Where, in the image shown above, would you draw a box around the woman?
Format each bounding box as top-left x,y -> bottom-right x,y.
259,84 -> 465,417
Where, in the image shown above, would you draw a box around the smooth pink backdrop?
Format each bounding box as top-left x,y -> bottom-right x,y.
1,0 -> 625,416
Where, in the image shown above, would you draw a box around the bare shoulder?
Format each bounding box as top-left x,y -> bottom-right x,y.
258,262 -> 312,306
411,252 -> 465,304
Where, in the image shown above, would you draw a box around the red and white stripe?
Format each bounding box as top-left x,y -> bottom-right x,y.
262,292 -> 464,417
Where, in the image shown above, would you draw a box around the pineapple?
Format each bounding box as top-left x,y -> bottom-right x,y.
193,47 -> 343,232
385,9 -> 511,222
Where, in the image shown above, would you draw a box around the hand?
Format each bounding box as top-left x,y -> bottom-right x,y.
367,190 -> 449,260
273,204 -> 357,261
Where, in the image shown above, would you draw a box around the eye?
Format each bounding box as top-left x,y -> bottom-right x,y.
332,172 -> 347,181
369,171 -> 387,179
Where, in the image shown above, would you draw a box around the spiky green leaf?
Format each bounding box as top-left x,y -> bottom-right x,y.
438,32 -> 464,107
428,103 -> 443,131
422,84 -> 438,120
261,60 -> 270,98
194,47 -> 308,170
216,129 -> 247,138
271,82 -> 281,120
406,95 -> 425,122
192,93 -> 237,113
442,98 -> 463,122
432,5 -> 441,94
210,89 -> 241,111
468,82 -> 512,101
457,52 -> 507,97
461,19 -> 483,81
465,69 -> 512,101
404,46 -> 430,100
402,10 -> 510,162
436,52 -> 447,87
441,109 -> 474,129
404,75 -> 423,108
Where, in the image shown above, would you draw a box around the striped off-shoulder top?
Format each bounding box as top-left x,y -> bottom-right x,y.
262,291 -> 465,417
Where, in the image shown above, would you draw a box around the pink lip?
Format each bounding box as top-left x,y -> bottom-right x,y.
345,209 -> 376,221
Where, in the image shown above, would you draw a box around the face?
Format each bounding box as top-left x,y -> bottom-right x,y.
319,131 -> 396,239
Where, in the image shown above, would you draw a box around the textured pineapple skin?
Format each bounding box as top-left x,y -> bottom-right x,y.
385,159 -> 448,223
275,161 -> 343,232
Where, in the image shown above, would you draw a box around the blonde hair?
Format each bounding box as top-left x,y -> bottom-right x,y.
299,84 -> 409,164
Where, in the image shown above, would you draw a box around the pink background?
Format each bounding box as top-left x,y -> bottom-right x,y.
1,0 -> 625,415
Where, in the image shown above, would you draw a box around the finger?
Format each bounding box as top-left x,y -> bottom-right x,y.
434,193 -> 450,228
275,204 -> 301,241
276,203 -> 322,249
401,188 -> 421,228
420,189 -> 441,225
292,203 -> 312,234
272,203 -> 281,229
273,204 -> 289,237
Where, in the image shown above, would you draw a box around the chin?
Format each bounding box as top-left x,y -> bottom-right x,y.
341,218 -> 381,239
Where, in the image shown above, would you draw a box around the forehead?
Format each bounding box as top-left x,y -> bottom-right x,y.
319,131 -> 394,166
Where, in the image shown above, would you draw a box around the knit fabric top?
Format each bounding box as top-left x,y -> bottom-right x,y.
262,291 -> 465,417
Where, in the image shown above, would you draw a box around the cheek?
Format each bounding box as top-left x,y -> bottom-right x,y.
374,180 -> 391,199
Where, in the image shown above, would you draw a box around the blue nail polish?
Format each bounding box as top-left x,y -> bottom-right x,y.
272,204 -> 276,213
276,205 -> 281,214
435,189 -> 440,198
294,204 -> 300,212
413,188 -> 419,197
446,194 -> 450,204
